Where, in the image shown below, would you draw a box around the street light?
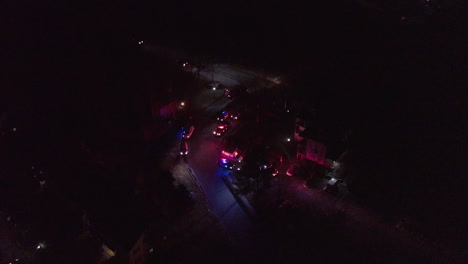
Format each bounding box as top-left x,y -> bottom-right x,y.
286,138 -> 291,142
211,63 -> 214,82
37,242 -> 46,250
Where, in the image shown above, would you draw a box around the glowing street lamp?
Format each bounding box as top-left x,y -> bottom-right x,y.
286,138 -> 291,142
37,242 -> 46,250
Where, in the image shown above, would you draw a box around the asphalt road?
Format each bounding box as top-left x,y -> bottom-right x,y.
198,64 -> 255,88
185,110 -> 255,244
181,67 -> 275,261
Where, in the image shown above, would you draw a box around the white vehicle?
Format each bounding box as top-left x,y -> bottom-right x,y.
230,112 -> 240,120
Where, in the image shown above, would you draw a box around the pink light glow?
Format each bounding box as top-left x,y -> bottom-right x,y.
222,150 -> 235,158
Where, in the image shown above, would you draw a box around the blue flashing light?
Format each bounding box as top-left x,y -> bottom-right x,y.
222,111 -> 227,114
221,159 -> 228,164
176,131 -> 184,140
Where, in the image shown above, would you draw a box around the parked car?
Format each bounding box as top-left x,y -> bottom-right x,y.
217,111 -> 230,121
264,167 -> 279,177
217,120 -> 230,130
230,112 -> 240,120
213,126 -> 227,137
259,162 -> 278,176
286,164 -> 300,177
322,183 -> 339,194
183,125 -> 195,139
213,120 -> 230,136
180,141 -> 188,156
218,158 -> 239,170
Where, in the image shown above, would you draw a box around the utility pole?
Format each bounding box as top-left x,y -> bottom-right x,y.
283,85 -> 288,110
211,63 -> 214,83
197,67 -> 200,90
194,59 -> 201,91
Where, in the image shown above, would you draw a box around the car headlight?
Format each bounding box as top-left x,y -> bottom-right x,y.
180,152 -> 184,155
213,131 -> 216,134
185,151 -> 188,154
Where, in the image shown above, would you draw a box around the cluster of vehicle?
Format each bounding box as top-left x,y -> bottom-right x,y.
217,147 -> 282,180
218,157 -> 241,170
179,109 -> 240,157
213,110 -> 240,137
217,147 -> 243,171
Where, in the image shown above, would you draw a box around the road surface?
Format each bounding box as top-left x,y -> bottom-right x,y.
199,64 -> 255,88
180,65 -> 277,262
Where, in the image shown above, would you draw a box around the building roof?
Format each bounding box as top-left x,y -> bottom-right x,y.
296,108 -> 317,122
327,141 -> 346,161
299,124 -> 339,144
299,123 -> 346,161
